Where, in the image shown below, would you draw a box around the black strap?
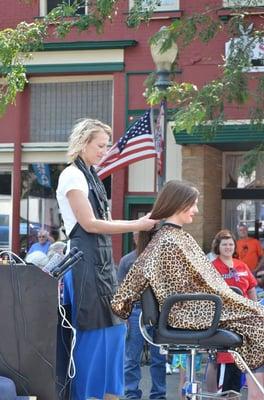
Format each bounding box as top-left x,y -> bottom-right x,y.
74,156 -> 109,220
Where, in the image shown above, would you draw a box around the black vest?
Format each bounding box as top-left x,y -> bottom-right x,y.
69,163 -> 121,330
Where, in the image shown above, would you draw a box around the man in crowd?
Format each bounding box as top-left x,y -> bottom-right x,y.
236,223 -> 263,272
117,233 -> 166,400
27,229 -> 51,255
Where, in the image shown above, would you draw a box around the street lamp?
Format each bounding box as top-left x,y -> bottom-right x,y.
150,30 -> 178,189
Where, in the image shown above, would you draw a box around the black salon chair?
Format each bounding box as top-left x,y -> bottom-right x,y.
139,286 -> 264,399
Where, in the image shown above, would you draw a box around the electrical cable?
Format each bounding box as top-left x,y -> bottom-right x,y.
0,250 -> 25,265
57,283 -> 76,379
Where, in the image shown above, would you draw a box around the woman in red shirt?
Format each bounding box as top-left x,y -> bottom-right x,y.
209,229 -> 261,399
212,230 -> 257,300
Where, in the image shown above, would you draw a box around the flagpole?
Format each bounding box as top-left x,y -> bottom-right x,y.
150,27 -> 178,191
158,98 -> 167,191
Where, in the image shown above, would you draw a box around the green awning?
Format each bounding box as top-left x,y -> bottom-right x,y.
175,124 -> 264,145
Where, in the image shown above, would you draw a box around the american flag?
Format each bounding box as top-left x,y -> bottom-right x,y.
97,110 -> 157,180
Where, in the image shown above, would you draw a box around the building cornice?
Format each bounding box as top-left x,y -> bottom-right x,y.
25,62 -> 124,74
42,40 -> 137,51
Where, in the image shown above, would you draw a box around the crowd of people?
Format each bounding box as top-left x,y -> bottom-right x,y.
3,117 -> 264,400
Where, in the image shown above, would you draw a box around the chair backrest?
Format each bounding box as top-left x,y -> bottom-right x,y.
141,286 -> 159,326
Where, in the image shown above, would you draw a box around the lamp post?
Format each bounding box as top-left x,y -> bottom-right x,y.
150,32 -> 178,190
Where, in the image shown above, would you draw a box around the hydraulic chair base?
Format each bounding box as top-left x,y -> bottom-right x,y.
182,349 -> 241,400
139,287 -> 264,400
140,321 -> 242,399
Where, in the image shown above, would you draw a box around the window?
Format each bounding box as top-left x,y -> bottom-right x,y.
129,0 -> 179,12
30,79 -> 113,142
20,163 -> 65,253
223,0 -> 264,6
0,171 -> 12,249
40,0 -> 88,17
223,153 -> 264,242
225,36 -> 264,72
224,153 -> 264,189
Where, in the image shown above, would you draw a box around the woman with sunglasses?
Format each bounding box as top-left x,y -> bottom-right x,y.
208,230 -> 258,398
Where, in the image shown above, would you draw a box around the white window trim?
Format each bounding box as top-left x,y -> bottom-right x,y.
223,0 -> 264,7
29,75 -> 113,84
129,0 -> 179,12
22,143 -> 68,164
39,0 -> 88,17
225,38 -> 264,72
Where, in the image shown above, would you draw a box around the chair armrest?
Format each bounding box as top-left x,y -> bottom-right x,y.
158,293 -> 222,340
230,286 -> 243,296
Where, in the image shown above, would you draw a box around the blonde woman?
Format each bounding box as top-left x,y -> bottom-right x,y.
56,118 -> 156,400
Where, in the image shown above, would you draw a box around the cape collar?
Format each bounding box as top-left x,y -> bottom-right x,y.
162,222 -> 182,229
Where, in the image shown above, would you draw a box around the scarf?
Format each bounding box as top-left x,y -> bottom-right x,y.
74,156 -> 109,220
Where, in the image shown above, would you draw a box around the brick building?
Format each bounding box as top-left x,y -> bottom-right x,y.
0,0 -> 264,260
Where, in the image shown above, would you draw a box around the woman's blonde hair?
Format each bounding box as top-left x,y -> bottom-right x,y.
67,118 -> 112,162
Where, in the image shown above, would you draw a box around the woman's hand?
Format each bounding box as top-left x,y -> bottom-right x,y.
136,213 -> 158,231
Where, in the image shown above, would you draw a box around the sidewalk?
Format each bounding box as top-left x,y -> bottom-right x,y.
137,365 -> 247,400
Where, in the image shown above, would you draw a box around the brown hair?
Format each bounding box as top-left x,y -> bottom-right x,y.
212,229 -> 237,256
137,180 -> 199,255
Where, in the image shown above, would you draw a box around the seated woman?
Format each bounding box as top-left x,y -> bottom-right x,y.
207,229 -> 261,399
111,180 -> 264,395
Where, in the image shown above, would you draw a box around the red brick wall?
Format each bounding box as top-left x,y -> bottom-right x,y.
1,0 -> 262,257
0,86 -> 30,142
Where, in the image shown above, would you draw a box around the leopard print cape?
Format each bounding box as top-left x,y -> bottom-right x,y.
111,224 -> 264,371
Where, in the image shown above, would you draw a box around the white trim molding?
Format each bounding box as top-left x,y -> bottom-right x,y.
25,49 -> 124,66
129,0 -> 179,12
223,0 -> 264,6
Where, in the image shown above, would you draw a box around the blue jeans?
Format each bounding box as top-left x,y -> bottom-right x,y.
125,306 -> 166,399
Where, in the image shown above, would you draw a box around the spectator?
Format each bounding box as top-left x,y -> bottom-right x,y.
47,241 -> 66,259
236,224 -> 263,272
0,376 -> 19,400
48,228 -> 60,243
255,269 -> 264,305
27,229 -> 51,255
25,250 -> 49,269
117,232 -> 166,400
206,229 -> 257,396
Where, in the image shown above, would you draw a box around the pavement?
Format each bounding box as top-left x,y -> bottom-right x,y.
125,364 -> 247,400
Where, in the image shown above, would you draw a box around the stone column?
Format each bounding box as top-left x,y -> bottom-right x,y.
182,144 -> 222,252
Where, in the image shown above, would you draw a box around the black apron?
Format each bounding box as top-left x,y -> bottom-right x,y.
69,157 -> 121,330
